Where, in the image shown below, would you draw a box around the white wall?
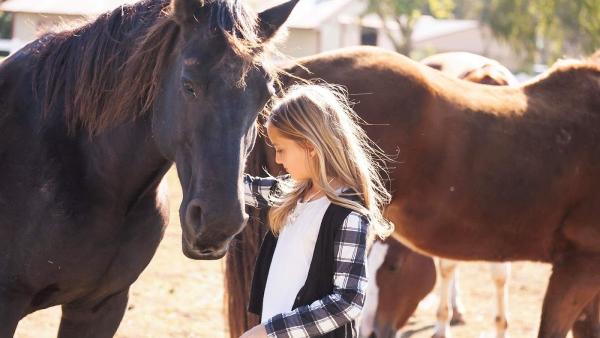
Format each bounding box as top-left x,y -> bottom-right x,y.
414,27 -> 521,70
277,28 -> 319,58
10,12 -> 84,51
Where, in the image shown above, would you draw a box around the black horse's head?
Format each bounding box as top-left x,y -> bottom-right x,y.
154,0 -> 297,259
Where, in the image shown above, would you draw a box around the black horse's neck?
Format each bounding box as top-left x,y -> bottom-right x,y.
76,115 -> 171,215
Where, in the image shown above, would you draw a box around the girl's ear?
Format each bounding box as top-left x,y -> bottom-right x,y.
303,141 -> 316,157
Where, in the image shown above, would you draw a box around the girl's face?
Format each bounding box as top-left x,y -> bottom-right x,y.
266,124 -> 314,181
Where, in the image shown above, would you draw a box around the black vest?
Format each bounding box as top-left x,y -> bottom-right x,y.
248,202 -> 358,337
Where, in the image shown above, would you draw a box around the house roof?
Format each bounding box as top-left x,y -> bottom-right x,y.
0,0 -> 356,27
360,14 -> 478,42
0,0 -> 142,16
273,0 -> 354,29
0,0 -> 479,41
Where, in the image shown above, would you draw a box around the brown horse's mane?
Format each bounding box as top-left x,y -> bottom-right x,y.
32,0 -> 265,135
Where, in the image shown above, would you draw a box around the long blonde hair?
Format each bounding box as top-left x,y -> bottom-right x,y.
265,84 -> 394,239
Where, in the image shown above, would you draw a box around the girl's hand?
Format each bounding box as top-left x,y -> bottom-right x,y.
239,324 -> 268,338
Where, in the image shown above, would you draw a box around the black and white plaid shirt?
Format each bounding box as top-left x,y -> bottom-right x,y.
244,174 -> 369,337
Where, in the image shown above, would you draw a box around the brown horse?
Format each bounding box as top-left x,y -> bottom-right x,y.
360,52 -> 517,338
227,46 -> 600,338
422,51 -> 518,87
360,238 -> 436,338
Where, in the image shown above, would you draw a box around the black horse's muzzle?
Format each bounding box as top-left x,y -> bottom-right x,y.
180,197 -> 248,260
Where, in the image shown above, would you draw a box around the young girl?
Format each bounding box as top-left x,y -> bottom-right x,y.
240,84 -> 393,338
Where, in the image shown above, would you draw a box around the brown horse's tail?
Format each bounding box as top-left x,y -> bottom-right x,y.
224,210 -> 266,338
224,131 -> 273,338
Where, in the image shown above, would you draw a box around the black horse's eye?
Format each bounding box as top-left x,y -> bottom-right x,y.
182,78 -> 198,98
387,264 -> 397,272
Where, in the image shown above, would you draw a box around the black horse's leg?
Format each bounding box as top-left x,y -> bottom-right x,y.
538,253 -> 600,338
572,293 -> 600,338
0,292 -> 30,338
57,289 -> 129,338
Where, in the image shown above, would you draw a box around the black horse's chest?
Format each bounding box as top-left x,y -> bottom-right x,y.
1,192 -> 168,312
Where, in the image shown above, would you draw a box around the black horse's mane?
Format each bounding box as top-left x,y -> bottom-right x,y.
32,0 -> 263,135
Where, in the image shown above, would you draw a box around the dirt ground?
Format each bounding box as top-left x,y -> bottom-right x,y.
15,168 -> 570,338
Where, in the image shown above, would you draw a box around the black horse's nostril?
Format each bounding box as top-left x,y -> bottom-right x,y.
185,198 -> 203,229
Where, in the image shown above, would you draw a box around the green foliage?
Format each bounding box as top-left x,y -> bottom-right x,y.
0,11 -> 12,39
365,0 -> 455,56
480,0 -> 600,64
451,0 -> 483,19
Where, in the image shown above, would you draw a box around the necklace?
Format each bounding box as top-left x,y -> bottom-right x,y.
302,178 -> 336,203
287,179 -> 336,224
287,189 -> 321,224
302,189 -> 323,203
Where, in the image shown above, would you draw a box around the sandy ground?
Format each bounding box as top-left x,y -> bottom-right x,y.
15,168 -> 568,337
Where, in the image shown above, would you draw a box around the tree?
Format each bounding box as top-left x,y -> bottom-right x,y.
451,0 -> 483,19
0,11 -> 11,39
365,0 -> 455,56
480,0 -> 600,65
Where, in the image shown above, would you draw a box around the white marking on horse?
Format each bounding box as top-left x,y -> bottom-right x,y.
359,241 -> 389,338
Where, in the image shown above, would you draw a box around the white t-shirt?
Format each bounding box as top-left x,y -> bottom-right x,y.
260,193 -> 336,323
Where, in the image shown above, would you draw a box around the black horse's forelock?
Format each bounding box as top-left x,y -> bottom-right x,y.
32,0 -> 269,135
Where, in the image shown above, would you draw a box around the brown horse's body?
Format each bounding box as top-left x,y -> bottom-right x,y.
361,52 -> 516,338
281,47 -> 600,337
285,47 -> 600,263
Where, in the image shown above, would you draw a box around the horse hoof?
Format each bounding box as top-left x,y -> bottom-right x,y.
450,314 -> 466,326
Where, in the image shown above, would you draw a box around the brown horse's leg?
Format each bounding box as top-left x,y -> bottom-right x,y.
572,293 -> 600,338
57,289 -> 129,338
538,253 -> 600,338
0,291 -> 30,338
434,259 -> 458,338
491,262 -> 510,338
449,269 -> 466,326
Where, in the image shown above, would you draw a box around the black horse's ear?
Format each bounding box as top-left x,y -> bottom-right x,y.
257,0 -> 299,42
172,0 -> 206,25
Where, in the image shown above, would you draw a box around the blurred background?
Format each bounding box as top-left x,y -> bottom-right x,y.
1,1 -> 598,337
1,0 -> 599,75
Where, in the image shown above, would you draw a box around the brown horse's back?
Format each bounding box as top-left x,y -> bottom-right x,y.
284,46 -> 600,262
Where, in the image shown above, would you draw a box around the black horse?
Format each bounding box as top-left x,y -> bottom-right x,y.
0,0 -> 297,336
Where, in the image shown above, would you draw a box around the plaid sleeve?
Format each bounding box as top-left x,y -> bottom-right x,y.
264,212 -> 369,337
243,174 -> 278,208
